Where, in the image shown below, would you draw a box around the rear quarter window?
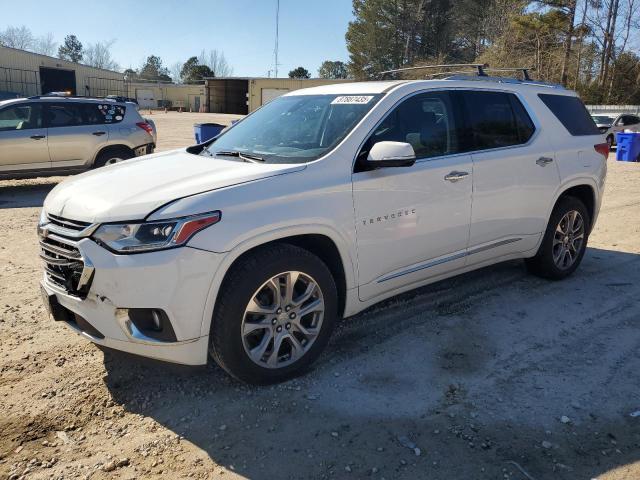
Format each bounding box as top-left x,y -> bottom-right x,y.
538,94 -> 600,136
91,103 -> 126,124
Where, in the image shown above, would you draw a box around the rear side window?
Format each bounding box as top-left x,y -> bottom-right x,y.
92,103 -> 126,124
538,94 -> 600,136
47,103 -> 84,127
460,91 -> 535,150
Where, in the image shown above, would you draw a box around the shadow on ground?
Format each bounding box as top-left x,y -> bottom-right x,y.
102,247 -> 640,479
0,180 -> 59,208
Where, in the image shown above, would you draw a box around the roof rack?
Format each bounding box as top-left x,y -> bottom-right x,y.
379,63 -> 488,79
377,63 -> 564,88
26,94 -> 137,103
484,67 -> 533,81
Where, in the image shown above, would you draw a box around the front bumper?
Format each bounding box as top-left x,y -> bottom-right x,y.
41,239 -> 224,365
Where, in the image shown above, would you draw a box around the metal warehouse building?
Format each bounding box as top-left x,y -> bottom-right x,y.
205,77 -> 351,114
1,46 -> 351,113
0,45 -> 127,98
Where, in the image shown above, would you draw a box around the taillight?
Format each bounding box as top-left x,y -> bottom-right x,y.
594,143 -> 609,159
136,122 -> 153,134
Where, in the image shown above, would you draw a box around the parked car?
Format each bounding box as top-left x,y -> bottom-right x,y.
38,77 -> 608,384
0,96 -> 156,178
591,112 -> 640,147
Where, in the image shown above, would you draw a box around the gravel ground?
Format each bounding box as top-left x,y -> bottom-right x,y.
1,115 -> 639,480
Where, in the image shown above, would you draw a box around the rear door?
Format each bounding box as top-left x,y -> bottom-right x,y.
0,103 -> 49,171
45,102 -> 109,167
458,90 -> 559,265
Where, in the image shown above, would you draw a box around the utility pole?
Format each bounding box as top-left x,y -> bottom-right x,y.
274,0 -> 280,77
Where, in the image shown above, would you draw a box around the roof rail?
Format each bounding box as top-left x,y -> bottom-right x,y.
379,63 -> 488,79
442,74 -> 564,89
26,94 -> 137,103
377,62 -> 565,88
484,67 -> 533,81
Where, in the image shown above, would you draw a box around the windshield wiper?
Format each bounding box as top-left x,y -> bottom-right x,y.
214,150 -> 265,163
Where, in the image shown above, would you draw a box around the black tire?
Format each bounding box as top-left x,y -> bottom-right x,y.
525,196 -> 590,280
209,243 -> 338,384
93,147 -> 134,168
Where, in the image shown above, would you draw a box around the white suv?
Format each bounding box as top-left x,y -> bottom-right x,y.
38,77 -> 608,384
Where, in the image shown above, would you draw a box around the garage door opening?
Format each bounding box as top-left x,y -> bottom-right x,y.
207,79 -> 248,114
39,67 -> 76,95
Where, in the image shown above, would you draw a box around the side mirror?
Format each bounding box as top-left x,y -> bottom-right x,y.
367,141 -> 416,168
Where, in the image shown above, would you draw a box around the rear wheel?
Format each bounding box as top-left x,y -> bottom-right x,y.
209,244 -> 337,384
525,196 -> 590,280
93,147 -> 134,168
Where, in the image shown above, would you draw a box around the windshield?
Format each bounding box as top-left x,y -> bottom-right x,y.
203,94 -> 382,163
591,115 -> 614,124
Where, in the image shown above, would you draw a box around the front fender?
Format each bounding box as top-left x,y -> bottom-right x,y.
197,223 -> 357,338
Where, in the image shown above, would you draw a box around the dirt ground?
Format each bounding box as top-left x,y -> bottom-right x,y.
1,113 -> 640,480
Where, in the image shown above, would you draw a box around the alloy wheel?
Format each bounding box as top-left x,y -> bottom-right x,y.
241,271 -> 325,369
552,210 -> 585,270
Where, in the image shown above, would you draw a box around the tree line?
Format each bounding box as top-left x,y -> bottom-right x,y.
345,0 -> 640,104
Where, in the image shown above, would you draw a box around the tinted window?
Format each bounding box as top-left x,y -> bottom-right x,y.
622,115 -> 640,126
509,95 -> 536,143
538,94 -> 600,136
461,91 -> 532,149
0,104 -> 43,131
365,91 -> 461,160
47,103 -> 84,127
92,103 -> 126,124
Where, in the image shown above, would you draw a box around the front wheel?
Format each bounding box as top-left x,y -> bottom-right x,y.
209,244 -> 337,384
525,196 -> 590,280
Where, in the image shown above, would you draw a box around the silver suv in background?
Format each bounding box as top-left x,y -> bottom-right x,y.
0,96 -> 156,178
591,112 -> 640,147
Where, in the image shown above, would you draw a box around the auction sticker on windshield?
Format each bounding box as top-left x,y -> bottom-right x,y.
331,95 -> 374,105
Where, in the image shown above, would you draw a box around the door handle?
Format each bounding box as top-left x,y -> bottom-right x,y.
30,135 -> 46,140
92,131 -> 106,136
444,171 -> 469,182
536,156 -> 554,166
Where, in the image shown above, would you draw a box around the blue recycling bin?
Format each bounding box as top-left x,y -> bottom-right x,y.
616,132 -> 640,162
194,123 -> 225,143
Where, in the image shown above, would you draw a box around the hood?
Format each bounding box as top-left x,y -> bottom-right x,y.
44,149 -> 305,222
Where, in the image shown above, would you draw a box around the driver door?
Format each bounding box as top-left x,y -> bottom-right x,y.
352,90 -> 473,301
0,103 -> 49,171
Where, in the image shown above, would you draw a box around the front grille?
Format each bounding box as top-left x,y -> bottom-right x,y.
39,215 -> 95,298
47,214 -> 92,233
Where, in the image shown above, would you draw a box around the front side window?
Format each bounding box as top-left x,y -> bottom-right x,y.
203,94 -> 382,164
460,91 -> 534,150
355,91 -> 462,171
0,104 -> 43,131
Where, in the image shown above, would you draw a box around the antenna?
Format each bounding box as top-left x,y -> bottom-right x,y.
274,0 -> 280,77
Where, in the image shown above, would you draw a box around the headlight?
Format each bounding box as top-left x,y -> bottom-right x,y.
92,211 -> 221,253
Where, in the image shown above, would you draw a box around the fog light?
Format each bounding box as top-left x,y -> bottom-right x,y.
116,308 -> 177,342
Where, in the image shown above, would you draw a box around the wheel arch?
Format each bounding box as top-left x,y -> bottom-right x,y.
555,183 -> 597,232
199,227 -> 356,338
92,144 -> 135,166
